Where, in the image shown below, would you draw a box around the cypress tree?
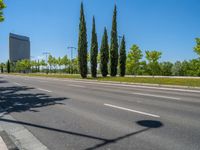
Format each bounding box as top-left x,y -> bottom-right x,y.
7,60 -> 10,73
78,2 -> 88,78
90,16 -> 98,78
100,28 -> 109,77
119,36 -> 126,77
110,5 -> 118,76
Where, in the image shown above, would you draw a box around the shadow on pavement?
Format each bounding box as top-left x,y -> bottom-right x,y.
0,85 -> 67,114
85,120 -> 163,150
136,120 -> 163,128
0,77 -> 163,149
0,80 -> 8,84
0,117 -> 163,150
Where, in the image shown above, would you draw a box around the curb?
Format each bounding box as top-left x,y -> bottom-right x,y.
0,114 -> 49,150
0,131 -> 19,150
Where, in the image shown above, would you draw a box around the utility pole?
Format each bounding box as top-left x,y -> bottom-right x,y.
43,52 -> 50,73
67,47 -> 77,74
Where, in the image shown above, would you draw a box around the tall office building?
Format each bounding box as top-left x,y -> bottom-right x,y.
9,33 -> 30,62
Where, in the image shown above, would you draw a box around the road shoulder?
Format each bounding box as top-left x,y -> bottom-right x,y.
0,114 -> 49,150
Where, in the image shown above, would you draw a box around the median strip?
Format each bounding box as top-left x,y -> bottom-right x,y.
132,92 -> 181,100
104,103 -> 160,118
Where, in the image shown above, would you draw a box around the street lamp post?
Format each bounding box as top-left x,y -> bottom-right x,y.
67,47 -> 77,74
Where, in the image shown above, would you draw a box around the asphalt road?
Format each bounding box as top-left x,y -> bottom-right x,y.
0,74 -> 200,150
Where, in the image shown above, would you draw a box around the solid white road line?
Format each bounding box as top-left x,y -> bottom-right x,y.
104,103 -> 160,118
132,92 -> 181,100
67,84 -> 85,88
13,82 -> 21,86
37,88 -> 52,93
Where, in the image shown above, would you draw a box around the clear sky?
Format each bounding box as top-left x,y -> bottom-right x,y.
0,0 -> 200,62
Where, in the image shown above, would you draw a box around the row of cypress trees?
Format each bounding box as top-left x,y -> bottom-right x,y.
78,3 -> 126,78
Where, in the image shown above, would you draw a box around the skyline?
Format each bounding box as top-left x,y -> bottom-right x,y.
0,0 -> 200,62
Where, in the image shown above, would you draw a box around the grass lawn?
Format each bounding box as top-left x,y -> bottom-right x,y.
9,73 -> 200,87
97,76 -> 200,87
11,73 -> 81,79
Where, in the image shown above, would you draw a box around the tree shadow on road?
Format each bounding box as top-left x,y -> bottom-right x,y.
85,120 -> 163,150
0,117 -> 163,150
0,78 -> 163,149
0,85 -> 68,115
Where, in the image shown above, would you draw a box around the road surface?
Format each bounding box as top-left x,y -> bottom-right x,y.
0,74 -> 200,150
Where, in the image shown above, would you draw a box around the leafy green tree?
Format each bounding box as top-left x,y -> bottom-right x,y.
78,2 -> 88,78
40,59 -> 47,72
16,59 -> 31,73
126,44 -> 143,75
15,61 -> 21,72
37,60 -> 41,72
187,59 -> 200,76
72,57 -> 79,74
181,60 -> 190,76
22,59 -> 31,72
145,50 -> 162,75
138,61 -> 148,75
97,53 -> 101,74
7,60 -> 10,73
52,56 -> 58,72
62,55 -> 69,72
0,0 -> 6,22
30,60 -> 37,72
119,36 -> 126,77
57,57 -> 62,72
48,55 -> 54,72
194,38 -> 200,57
90,16 -> 98,78
97,53 -> 101,64
100,28 -> 109,77
172,61 -> 183,76
160,61 -> 173,76
110,5 -> 118,77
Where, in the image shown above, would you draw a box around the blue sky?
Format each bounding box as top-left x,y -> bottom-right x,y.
0,0 -> 200,62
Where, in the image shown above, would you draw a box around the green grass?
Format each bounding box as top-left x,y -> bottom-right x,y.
11,73 -> 82,79
9,73 -> 200,87
97,76 -> 200,87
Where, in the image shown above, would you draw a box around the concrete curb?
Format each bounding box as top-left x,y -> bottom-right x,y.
0,115 -> 49,150
0,131 -> 19,150
0,112 -> 49,150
